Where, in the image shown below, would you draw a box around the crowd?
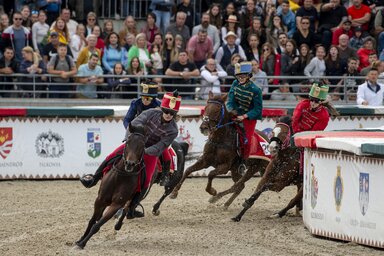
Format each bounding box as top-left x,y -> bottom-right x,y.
0,0 -> 383,105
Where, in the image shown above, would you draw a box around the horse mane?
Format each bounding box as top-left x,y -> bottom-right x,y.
130,124 -> 146,136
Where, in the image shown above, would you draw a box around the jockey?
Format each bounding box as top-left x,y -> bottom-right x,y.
226,61 -> 263,172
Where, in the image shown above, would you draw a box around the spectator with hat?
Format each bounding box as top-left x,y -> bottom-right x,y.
215,31 -> 246,72
42,31 -> 73,64
332,19 -> 354,46
221,15 -> 242,46
349,26 -> 364,50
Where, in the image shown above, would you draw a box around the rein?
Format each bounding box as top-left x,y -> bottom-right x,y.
203,100 -> 235,130
270,122 -> 291,150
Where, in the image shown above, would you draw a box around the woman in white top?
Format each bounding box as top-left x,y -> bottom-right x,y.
31,10 -> 49,54
304,45 -> 327,83
221,15 -> 242,46
70,24 -> 87,62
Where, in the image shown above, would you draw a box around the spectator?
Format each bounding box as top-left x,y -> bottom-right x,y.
275,32 -> 288,55
360,54 -> 379,76
187,28 -> 213,69
332,19 -> 354,46
260,42 -> 278,93
276,0 -> 296,38
0,14 -> 9,43
76,34 -> 101,68
266,15 -> 288,49
270,82 -> 297,101
174,34 -> 184,50
281,39 -> 299,84
127,33 -> 151,75
127,56 -> 144,78
239,0 -> 263,30
150,0 -> 175,34
20,5 -> 32,30
241,17 -> 266,51
85,12 -> 98,37
47,43 -> 77,98
150,44 -> 163,75
199,58 -> 227,99
250,59 -> 268,98
222,2 -> 239,28
140,13 -> 160,46
335,56 -> 360,101
207,3 -> 222,30
304,45 -> 327,83
348,0 -> 371,34
375,9 -> 384,54
50,17 -> 70,45
122,33 -> 135,52
291,44 -> 313,90
30,10 -> 39,25
292,16 -> 317,51
296,0 -> 319,33
357,36 -> 376,70
337,34 -> 358,62
192,13 -> 221,53
162,32 -> 179,73
215,32 -> 246,72
165,11 -> 190,48
349,26 -> 364,50
2,12 -> 32,63
176,0 -> 195,34
41,0 -> 61,25
19,46 -> 46,97
324,45 -> 347,92
319,0 -> 348,50
102,20 -> 114,40
32,10 -> 49,55
106,63 -> 131,99
50,8 -> 78,37
153,33 -> 163,53
102,32 -> 127,74
224,53 -> 242,92
0,47 -> 18,97
118,16 -> 137,46
92,25 -> 105,55
70,24 -> 86,62
76,53 -> 104,99
357,68 -> 384,105
244,33 -> 260,62
221,15 -> 241,46
43,32 -> 73,64
165,50 -> 199,99
264,0 -> 277,28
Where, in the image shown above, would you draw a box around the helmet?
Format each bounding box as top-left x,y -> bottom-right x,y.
309,83 -> 329,101
234,62 -> 252,76
161,90 -> 182,114
140,81 -> 158,97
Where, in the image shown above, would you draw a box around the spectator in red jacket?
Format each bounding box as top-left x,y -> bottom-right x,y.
332,19 -> 354,46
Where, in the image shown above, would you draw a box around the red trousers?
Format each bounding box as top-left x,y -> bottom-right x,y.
242,119 -> 257,159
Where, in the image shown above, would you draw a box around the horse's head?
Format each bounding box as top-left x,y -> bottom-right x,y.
200,92 -> 229,135
268,116 -> 292,156
122,123 -> 146,172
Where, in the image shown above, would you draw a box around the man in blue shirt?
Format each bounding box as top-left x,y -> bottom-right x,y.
77,53 -> 104,98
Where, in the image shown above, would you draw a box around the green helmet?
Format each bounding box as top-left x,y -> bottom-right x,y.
309,83 -> 329,101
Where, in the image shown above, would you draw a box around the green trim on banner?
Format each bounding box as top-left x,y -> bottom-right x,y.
26,107 -> 114,117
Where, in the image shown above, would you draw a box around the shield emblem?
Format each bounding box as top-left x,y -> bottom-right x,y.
359,173 -> 369,216
0,127 -> 13,159
87,129 -> 101,159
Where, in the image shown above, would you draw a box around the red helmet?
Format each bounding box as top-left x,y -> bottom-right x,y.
161,91 -> 181,113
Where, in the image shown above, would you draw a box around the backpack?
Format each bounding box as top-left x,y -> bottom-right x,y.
54,54 -> 73,70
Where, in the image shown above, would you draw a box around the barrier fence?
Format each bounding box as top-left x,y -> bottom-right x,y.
0,74 -> 367,104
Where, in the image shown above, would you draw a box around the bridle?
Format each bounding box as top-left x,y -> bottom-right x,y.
269,122 -> 291,150
115,132 -> 146,176
202,100 -> 235,132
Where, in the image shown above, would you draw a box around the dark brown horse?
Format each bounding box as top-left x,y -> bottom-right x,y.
170,92 -> 269,208
76,124 -> 146,249
232,116 -> 302,222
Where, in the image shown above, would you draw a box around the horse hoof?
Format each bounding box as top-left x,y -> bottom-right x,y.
169,191 -> 178,199
269,213 -> 280,219
75,241 -> 85,249
152,209 -> 160,216
231,216 -> 241,222
114,222 -> 123,231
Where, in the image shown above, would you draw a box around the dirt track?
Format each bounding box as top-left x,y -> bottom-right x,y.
0,178 -> 382,256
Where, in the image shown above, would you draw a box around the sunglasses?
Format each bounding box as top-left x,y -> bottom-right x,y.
309,97 -> 321,103
141,96 -> 153,101
162,109 -> 176,116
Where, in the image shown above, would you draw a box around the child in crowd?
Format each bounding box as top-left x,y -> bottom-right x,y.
150,44 -> 163,75
349,26 -> 364,50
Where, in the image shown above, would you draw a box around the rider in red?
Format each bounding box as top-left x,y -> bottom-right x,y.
226,61 -> 263,172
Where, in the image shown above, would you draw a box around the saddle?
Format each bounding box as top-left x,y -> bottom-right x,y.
235,125 -> 271,161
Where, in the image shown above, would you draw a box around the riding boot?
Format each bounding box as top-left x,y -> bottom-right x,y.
160,160 -> 171,187
126,190 -> 146,219
80,159 -> 108,188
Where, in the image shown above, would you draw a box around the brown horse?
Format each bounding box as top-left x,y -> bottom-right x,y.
231,116 -> 302,222
76,124 -> 146,249
170,92 -> 269,208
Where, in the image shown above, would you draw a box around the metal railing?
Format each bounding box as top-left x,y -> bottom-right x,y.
0,74 -> 367,104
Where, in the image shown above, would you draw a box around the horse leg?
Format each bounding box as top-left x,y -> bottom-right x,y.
231,183 -> 270,222
206,164 -> 231,196
272,185 -> 303,218
77,203 -> 122,249
115,201 -> 131,230
170,158 -> 209,199
152,187 -> 172,216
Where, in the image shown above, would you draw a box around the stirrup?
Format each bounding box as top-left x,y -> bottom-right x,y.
126,204 -> 145,219
80,174 -> 96,188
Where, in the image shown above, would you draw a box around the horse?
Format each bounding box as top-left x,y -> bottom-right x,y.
76,123 -> 146,249
151,141 -> 189,216
231,116 -> 302,222
170,92 -> 270,209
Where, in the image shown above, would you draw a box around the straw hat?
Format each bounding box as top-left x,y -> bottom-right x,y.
225,31 -> 237,39
226,15 -> 239,23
